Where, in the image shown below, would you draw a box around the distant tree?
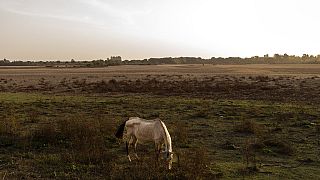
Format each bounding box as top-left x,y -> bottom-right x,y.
3,58 -> 10,63
273,54 -> 281,59
302,54 -> 309,58
302,54 -> 309,61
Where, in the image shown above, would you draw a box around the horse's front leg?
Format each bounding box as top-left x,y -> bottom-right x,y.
154,142 -> 161,168
133,137 -> 139,160
154,142 -> 159,168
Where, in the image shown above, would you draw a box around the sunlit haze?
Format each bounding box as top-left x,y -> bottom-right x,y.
1,0 -> 320,60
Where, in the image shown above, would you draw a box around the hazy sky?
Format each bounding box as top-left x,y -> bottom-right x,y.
1,0 -> 320,60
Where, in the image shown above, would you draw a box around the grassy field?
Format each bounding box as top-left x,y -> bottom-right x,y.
0,64 -> 319,179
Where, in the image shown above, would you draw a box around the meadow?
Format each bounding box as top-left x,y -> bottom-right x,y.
0,64 -> 319,179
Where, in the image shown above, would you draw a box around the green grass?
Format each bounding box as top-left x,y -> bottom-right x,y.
0,92 -> 319,179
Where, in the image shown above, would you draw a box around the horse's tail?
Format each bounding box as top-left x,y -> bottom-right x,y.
115,119 -> 128,139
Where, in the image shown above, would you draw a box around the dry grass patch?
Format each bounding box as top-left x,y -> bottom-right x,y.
234,119 -> 266,136
172,120 -> 189,147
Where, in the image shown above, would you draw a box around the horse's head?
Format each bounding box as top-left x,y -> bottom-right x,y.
162,151 -> 174,170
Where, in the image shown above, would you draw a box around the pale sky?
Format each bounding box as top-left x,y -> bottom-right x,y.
1,0 -> 320,60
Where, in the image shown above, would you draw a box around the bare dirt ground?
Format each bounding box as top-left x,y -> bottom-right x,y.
0,64 -> 319,103
1,64 -> 320,78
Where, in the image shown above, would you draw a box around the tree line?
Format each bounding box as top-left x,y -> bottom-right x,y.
1,54 -> 320,67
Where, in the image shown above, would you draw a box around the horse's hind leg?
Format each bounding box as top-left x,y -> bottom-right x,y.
126,141 -> 132,162
156,143 -> 161,161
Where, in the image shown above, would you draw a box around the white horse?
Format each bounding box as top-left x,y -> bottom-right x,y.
115,117 -> 174,169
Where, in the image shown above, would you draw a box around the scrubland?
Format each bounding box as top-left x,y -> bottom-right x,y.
0,64 -> 319,179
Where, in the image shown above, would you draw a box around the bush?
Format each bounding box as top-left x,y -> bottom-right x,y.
172,120 -> 188,147
262,138 -> 294,155
112,147 -> 220,179
56,116 -> 113,165
31,123 -> 58,148
0,116 -> 20,136
241,138 -> 259,170
241,136 -> 295,156
234,119 -> 265,136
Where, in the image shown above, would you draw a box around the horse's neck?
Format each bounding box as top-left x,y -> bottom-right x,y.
165,134 -> 172,152
160,121 -> 172,152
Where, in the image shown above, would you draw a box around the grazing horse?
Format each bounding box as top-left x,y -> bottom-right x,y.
115,117 -> 174,169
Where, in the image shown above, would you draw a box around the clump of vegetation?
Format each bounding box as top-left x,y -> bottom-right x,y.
31,123 -> 58,148
190,109 -> 210,118
25,110 -> 41,123
0,115 -> 21,148
254,75 -> 270,82
241,138 -> 259,170
112,147 -> 220,179
28,116 -> 114,177
172,120 -> 189,148
0,115 -> 20,137
174,148 -> 220,179
260,138 -> 295,155
56,116 -> 113,164
234,119 -> 265,136
38,78 -> 52,91
238,135 -> 295,158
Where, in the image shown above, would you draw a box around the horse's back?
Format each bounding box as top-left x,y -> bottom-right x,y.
126,117 -> 165,143
126,117 -> 160,126
126,117 -> 147,127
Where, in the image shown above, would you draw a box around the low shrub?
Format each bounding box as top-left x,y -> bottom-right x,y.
234,119 -> 265,136
262,138 -> 294,155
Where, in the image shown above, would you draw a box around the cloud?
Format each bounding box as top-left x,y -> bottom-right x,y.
0,1 -> 87,22
0,0 -> 142,29
80,0 -> 152,26
3,7 -> 91,24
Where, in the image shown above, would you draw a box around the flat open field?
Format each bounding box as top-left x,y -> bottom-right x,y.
1,64 -> 320,80
1,64 -> 320,103
0,64 -> 319,179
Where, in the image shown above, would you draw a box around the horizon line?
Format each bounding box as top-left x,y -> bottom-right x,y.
1,53 -> 319,62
